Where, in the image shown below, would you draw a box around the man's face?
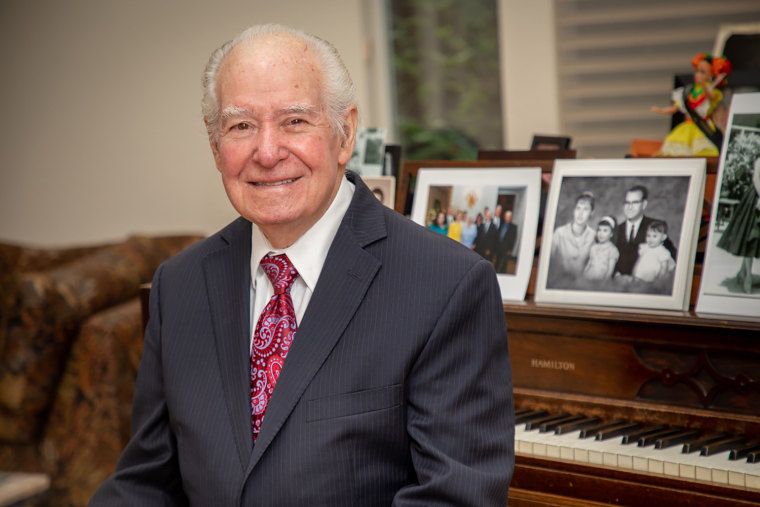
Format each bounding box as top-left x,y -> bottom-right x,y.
494,205 -> 502,219
504,210 -> 512,223
623,190 -> 646,221
209,35 -> 357,248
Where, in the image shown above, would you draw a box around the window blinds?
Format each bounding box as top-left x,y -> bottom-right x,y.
555,0 -> 760,158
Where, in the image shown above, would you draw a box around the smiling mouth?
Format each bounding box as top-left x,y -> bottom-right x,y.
254,177 -> 299,187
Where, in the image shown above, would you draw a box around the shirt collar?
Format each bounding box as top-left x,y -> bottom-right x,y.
627,216 -> 643,231
251,174 -> 355,292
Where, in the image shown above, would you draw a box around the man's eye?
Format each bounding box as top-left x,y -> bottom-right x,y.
288,118 -> 306,126
233,122 -> 251,131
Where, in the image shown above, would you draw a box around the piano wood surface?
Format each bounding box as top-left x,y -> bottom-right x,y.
504,300 -> 760,506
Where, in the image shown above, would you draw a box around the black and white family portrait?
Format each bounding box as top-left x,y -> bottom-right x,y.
546,175 -> 690,296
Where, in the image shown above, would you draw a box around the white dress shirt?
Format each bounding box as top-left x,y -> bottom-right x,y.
249,176 -> 355,350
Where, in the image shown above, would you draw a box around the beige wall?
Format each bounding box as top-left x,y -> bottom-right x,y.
0,0 -> 371,246
499,0 -> 560,150
0,0 -> 556,246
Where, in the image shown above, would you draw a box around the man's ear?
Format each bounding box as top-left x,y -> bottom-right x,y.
205,119 -> 223,172
642,199 -> 648,211
337,105 -> 359,166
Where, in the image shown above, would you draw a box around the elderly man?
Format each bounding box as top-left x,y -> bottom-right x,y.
90,24 -> 514,506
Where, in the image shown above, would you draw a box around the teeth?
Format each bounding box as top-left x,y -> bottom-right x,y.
256,178 -> 297,186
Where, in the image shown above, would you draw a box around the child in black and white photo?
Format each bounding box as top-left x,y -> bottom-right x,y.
583,215 -> 620,282
632,220 -> 676,283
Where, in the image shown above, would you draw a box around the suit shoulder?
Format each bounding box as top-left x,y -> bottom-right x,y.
384,209 -> 485,266
161,217 -> 249,271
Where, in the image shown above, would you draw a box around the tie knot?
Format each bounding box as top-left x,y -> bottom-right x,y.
260,254 -> 298,295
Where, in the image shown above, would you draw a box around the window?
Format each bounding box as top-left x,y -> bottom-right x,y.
389,0 -> 503,160
555,0 -> 760,158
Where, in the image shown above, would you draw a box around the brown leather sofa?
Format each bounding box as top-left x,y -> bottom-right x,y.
0,234 -> 202,506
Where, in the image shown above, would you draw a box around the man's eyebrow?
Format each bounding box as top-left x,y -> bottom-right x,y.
219,104 -> 320,122
220,106 -> 251,122
280,104 -> 320,116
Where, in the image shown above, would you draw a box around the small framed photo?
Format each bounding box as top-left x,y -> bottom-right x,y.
535,158 -> 706,311
696,92 -> 760,318
347,127 -> 387,177
530,135 -> 572,151
410,165 -> 542,302
363,176 -> 396,209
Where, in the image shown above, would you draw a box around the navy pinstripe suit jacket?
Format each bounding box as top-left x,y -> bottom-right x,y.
90,172 -> 514,506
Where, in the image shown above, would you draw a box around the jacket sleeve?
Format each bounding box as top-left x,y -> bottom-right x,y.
89,264 -> 189,506
393,258 -> 515,506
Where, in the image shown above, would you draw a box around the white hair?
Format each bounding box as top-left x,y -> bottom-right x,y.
201,24 -> 357,143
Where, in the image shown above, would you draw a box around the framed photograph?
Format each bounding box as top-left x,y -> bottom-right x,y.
396,159 -> 555,217
696,92 -> 760,318
530,135 -> 572,151
362,176 -> 396,209
535,158 -> 706,311
410,166 -> 542,302
347,127 -> 387,177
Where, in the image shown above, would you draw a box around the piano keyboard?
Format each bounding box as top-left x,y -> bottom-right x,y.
514,410 -> 760,491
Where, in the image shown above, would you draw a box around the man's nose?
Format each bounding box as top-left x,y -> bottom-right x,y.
253,125 -> 288,167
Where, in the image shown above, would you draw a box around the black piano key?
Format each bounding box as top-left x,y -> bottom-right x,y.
748,450 -> 760,463
539,414 -> 586,433
525,413 -> 570,431
701,436 -> 746,457
621,424 -> 668,445
729,439 -> 760,461
514,408 -> 533,418
515,410 -> 548,425
638,427 -> 685,447
682,432 -> 727,454
655,429 -> 701,449
596,422 -> 640,441
554,416 -> 600,435
579,419 -> 625,439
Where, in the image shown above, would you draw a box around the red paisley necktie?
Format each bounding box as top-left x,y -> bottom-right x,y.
250,254 -> 299,440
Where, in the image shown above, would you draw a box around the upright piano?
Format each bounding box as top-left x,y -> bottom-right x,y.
505,298 -> 760,506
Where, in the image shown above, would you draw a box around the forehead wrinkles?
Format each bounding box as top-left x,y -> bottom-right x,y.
217,35 -> 325,108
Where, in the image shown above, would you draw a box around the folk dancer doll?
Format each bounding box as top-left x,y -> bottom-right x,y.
653,53 -> 732,156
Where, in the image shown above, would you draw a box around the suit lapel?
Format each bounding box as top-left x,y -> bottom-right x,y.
247,175 -> 385,470
202,218 -> 254,470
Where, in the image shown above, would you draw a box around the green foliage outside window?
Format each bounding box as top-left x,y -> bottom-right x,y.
390,0 -> 503,160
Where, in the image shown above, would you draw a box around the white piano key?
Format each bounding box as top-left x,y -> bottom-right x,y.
515,420 -> 760,492
728,470 -> 744,487
655,444 -> 692,477
747,472 -> 760,491
713,467 -> 729,485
